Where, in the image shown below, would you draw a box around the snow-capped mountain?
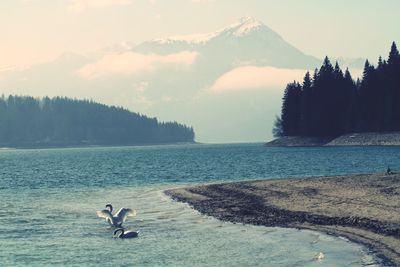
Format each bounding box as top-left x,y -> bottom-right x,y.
135,16 -> 321,69
151,16 -> 265,45
0,16 -> 365,142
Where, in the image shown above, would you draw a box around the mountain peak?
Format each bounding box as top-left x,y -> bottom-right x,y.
239,15 -> 255,22
221,16 -> 267,37
150,17 -> 268,45
238,16 -> 262,26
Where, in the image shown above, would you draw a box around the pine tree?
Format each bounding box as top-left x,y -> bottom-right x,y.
343,68 -> 358,132
319,56 -> 334,77
276,42 -> 400,138
378,56 -> 384,70
333,61 -> 344,79
281,82 -> 302,136
388,42 -> 399,65
300,72 -> 312,135
387,42 -> 400,130
362,59 -> 374,82
303,71 -> 312,89
312,68 -> 319,86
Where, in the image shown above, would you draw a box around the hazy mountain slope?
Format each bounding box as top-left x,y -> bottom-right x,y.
0,17 -> 365,143
136,17 -> 321,69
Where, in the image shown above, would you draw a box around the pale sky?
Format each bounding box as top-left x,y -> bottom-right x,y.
0,0 -> 399,143
1,0 -> 399,68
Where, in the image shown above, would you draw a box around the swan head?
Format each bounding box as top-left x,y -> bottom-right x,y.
105,204 -> 113,213
114,228 -> 124,237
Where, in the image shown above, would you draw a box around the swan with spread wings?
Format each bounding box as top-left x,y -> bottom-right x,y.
96,204 -> 137,227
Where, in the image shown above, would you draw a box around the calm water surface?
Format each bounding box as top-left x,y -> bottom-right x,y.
1,144 -> 399,266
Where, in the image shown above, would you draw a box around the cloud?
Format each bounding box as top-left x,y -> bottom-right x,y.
78,51 -> 198,79
209,66 -> 307,93
67,0 -> 131,13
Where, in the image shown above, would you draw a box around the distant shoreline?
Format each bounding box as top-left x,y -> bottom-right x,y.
0,141 -> 198,150
265,131 -> 400,147
165,173 -> 400,266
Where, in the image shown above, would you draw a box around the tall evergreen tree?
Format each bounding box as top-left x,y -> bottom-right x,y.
300,71 -> 312,135
343,68 -> 358,133
388,42 -> 399,65
333,61 -> 344,79
273,42 -> 400,138
387,42 -> 400,130
281,82 -> 302,136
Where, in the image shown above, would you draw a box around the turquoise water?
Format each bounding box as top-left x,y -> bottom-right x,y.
1,144 -> 399,266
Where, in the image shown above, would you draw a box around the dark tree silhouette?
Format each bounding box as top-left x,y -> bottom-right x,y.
299,71 -> 312,135
0,96 -> 195,147
280,82 -> 302,136
274,42 -> 400,138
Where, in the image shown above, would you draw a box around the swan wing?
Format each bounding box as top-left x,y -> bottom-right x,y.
123,230 -> 139,238
96,209 -> 113,220
115,208 -> 137,222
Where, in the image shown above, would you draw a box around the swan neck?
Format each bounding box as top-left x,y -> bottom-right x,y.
106,204 -> 113,213
114,228 -> 124,237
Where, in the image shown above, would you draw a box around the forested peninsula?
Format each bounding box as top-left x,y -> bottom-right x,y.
0,96 -> 195,148
269,42 -> 400,146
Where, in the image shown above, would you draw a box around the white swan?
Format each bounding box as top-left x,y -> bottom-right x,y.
96,204 -> 137,227
114,228 -> 139,239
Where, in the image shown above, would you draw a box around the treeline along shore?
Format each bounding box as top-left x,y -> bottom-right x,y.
165,173 -> 400,266
0,96 -> 195,148
270,42 -> 400,146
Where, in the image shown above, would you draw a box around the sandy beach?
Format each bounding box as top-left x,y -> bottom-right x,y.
165,173 -> 400,266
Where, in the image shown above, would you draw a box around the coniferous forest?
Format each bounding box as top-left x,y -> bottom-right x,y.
0,96 -> 195,147
274,42 -> 400,138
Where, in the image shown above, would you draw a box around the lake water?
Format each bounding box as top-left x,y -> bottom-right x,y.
1,144 -> 399,266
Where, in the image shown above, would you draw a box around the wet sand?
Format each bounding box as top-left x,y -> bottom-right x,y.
165,173 -> 400,266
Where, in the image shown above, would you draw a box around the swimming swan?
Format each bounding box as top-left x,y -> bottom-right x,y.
114,228 -> 139,239
96,204 -> 137,227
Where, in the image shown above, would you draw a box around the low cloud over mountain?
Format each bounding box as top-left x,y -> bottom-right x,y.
0,17 -> 363,142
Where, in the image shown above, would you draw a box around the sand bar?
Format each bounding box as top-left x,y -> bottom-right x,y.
165,173 -> 400,266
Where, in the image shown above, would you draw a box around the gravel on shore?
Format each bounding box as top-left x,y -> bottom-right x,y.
265,131 -> 400,146
265,136 -> 333,146
326,132 -> 400,146
165,173 -> 400,266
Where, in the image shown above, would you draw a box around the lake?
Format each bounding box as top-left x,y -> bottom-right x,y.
1,144 -> 399,266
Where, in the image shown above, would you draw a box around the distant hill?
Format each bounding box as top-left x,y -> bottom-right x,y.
0,96 -> 195,148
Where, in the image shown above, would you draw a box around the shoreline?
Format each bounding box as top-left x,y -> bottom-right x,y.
265,131 -> 400,147
165,173 -> 400,266
0,141 -> 198,150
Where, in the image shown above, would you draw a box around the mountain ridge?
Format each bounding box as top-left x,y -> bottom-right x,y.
0,16 -> 366,142
135,16 -> 321,69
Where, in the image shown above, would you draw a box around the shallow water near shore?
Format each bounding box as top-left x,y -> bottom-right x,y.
1,144 -> 400,266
